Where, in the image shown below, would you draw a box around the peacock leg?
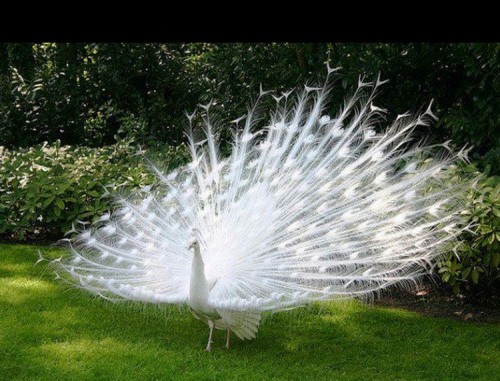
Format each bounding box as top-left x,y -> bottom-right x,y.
226,329 -> 231,349
206,320 -> 215,352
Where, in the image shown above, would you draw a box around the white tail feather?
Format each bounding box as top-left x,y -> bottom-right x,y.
55,77 -> 474,312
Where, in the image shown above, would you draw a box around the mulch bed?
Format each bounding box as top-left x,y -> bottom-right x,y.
377,285 -> 500,325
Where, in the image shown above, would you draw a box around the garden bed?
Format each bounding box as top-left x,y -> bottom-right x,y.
377,287 -> 500,325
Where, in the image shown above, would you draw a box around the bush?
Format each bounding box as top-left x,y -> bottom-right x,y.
1,43 -> 498,173
0,141 -> 189,240
437,167 -> 500,294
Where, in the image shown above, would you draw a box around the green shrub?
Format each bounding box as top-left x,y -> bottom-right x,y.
437,168 -> 500,294
0,141 -> 189,240
1,43 -> 498,173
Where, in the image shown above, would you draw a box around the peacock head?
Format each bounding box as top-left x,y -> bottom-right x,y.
187,229 -> 201,252
187,238 -> 200,251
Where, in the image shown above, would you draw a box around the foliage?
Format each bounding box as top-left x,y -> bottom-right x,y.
0,43 -> 199,147
1,244 -> 498,380
0,141 -> 189,240
438,168 -> 500,294
0,43 -> 498,172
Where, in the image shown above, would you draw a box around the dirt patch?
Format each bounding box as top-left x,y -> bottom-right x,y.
376,285 -> 500,324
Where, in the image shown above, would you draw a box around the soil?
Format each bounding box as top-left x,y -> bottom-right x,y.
377,285 -> 500,325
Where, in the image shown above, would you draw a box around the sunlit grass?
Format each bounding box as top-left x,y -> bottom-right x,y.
1,244 -> 498,380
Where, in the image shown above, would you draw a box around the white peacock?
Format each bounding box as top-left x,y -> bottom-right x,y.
53,73 -> 473,351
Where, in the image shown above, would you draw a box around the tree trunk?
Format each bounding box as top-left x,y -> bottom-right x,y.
295,44 -> 308,71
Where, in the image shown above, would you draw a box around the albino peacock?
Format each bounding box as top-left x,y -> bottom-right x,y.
52,73 -> 474,351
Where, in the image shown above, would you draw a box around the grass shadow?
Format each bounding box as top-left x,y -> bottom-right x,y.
1,244 -> 498,380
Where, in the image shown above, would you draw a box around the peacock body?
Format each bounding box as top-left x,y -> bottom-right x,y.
54,74 -> 473,350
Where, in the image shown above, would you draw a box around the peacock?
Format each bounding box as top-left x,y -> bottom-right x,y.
51,72 -> 474,351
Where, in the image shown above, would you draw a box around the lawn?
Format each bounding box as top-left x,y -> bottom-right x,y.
1,244 -> 498,381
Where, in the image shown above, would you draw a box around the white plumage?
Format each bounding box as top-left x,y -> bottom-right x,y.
55,74 -> 472,350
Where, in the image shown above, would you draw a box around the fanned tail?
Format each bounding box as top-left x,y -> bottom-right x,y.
200,77 -> 476,311
52,75 -> 476,313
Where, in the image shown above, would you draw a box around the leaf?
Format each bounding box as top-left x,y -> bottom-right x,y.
471,268 -> 479,284
488,233 -> 496,245
492,252 -> 500,268
56,200 -> 65,210
42,196 -> 55,209
461,267 -> 471,279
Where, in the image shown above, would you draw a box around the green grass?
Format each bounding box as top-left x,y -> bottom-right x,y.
0,244 -> 498,381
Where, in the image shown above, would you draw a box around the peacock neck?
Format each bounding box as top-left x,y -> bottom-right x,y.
189,247 -> 209,302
